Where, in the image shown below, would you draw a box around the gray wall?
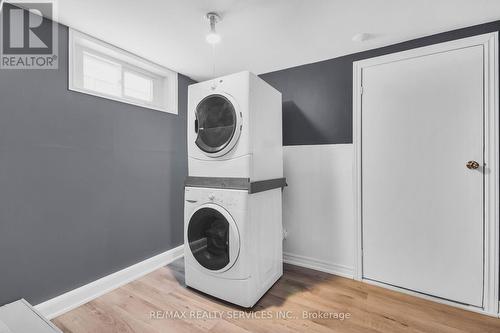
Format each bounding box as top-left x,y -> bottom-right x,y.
0,22 -> 194,305
260,20 -> 500,293
1,12 -> 498,307
260,20 -> 500,146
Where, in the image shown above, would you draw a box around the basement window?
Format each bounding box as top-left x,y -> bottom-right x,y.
69,29 -> 178,114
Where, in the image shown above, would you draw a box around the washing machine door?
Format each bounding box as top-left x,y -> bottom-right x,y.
187,203 -> 240,272
194,94 -> 242,157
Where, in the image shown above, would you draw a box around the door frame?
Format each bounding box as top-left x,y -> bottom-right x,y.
353,32 -> 499,316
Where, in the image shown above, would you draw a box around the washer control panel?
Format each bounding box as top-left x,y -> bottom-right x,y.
185,187 -> 247,210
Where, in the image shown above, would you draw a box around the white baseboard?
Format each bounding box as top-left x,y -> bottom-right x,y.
35,244 -> 184,320
283,252 -> 354,279
362,278 -> 500,318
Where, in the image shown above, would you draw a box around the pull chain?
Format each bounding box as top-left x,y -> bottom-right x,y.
211,43 -> 216,78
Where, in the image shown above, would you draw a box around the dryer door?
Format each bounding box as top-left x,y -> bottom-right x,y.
187,203 -> 240,272
194,94 -> 242,157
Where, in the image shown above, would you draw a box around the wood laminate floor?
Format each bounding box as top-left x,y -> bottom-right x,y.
53,259 -> 500,333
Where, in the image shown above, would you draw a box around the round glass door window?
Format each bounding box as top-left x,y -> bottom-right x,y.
195,95 -> 237,154
188,207 -> 234,271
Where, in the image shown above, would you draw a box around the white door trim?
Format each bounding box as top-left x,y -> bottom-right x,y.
353,32 -> 499,316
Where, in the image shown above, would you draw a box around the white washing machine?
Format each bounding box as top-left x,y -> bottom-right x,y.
188,71 -> 283,181
184,186 -> 283,307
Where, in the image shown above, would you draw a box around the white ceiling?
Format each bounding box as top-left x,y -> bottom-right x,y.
56,0 -> 500,81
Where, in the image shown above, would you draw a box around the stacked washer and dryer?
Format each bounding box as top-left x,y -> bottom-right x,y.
184,71 -> 285,308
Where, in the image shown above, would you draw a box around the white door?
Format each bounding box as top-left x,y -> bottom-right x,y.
361,45 -> 484,307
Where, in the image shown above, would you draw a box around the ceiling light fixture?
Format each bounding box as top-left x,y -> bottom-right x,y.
205,12 -> 221,44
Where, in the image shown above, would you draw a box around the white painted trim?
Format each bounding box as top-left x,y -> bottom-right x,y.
485,30 -> 500,316
35,245 -> 184,320
352,60 -> 363,281
283,252 -> 354,279
283,143 -> 353,148
353,32 -> 499,316
68,28 -> 178,114
363,278 -> 499,318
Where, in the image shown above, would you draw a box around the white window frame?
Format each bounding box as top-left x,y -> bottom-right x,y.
69,29 -> 178,114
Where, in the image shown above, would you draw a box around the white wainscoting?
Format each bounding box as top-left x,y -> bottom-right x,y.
282,144 -> 355,278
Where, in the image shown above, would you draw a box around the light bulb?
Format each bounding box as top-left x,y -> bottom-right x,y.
205,12 -> 221,44
206,32 -> 221,44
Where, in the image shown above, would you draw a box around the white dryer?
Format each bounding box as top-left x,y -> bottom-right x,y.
188,71 -> 283,181
184,186 -> 283,308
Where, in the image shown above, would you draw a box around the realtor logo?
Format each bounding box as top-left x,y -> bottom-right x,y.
1,0 -> 58,69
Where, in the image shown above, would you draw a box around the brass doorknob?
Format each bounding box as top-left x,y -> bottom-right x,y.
466,161 -> 480,169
